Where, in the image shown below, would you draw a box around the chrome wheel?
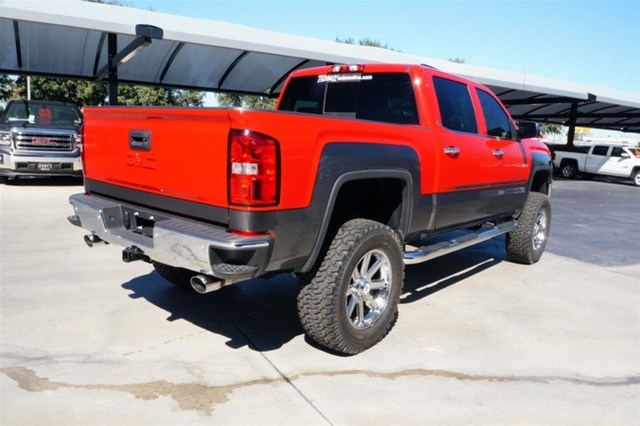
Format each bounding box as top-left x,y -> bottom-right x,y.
561,164 -> 575,178
634,172 -> 640,187
345,249 -> 392,329
532,210 -> 549,251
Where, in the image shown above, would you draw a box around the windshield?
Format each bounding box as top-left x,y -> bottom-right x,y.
2,101 -> 81,125
629,148 -> 640,158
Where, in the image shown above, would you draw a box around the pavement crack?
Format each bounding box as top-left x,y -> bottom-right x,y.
1,365 -> 637,416
292,369 -> 640,388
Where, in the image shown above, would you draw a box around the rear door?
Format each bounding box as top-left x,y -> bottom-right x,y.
430,75 -> 492,229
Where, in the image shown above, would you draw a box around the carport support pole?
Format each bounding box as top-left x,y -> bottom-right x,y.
107,33 -> 118,106
566,101 -> 578,147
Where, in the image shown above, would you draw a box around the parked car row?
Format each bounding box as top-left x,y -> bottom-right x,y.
547,143 -> 640,186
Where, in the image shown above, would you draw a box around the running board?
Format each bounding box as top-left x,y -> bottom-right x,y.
403,220 -> 517,265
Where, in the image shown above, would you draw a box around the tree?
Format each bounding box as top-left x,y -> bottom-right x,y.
217,93 -> 276,110
11,76 -> 108,107
541,123 -> 562,135
116,84 -> 203,107
335,37 -> 400,52
0,75 -> 14,102
216,93 -> 244,108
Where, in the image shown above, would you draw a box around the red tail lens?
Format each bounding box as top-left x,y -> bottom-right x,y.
229,130 -> 279,206
330,64 -> 364,73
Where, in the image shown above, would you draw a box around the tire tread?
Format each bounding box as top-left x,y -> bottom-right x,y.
297,219 -> 403,355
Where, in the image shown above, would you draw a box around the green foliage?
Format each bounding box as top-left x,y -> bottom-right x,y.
2,76 -> 203,107
0,75 -> 14,101
217,93 -> 244,108
541,123 -> 562,135
116,84 -> 203,107
335,37 -> 400,52
244,95 -> 276,110
10,76 -> 107,106
217,93 -> 276,110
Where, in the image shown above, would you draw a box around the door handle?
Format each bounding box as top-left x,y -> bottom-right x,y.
492,149 -> 504,159
444,146 -> 460,157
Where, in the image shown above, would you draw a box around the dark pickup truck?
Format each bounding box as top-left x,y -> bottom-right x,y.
69,63 -> 552,354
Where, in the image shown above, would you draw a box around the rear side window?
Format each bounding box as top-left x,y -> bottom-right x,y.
477,89 -> 514,139
279,73 -> 419,125
592,146 -> 609,156
433,77 -> 477,134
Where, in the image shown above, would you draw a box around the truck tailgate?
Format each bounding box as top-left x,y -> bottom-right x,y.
82,107 -> 230,209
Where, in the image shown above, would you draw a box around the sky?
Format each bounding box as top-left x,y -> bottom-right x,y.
124,0 -> 640,97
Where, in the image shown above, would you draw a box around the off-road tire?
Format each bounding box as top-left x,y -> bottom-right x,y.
297,219 -> 404,355
153,262 -> 194,290
506,192 -> 551,264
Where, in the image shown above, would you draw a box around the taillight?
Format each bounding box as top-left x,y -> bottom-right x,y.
229,129 -> 279,206
330,64 -> 364,73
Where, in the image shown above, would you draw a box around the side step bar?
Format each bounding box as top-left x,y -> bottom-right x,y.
403,220 -> 517,265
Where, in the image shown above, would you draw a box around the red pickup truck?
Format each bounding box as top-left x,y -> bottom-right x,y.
69,63 -> 552,354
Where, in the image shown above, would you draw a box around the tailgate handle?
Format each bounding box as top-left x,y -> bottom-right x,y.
129,130 -> 151,151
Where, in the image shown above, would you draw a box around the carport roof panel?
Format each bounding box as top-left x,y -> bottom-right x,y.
1,0 -> 639,132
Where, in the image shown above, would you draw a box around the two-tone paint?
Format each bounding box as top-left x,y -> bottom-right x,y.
75,63 -> 552,279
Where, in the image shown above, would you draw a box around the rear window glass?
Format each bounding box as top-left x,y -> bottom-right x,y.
433,76 -> 478,134
279,73 -> 419,125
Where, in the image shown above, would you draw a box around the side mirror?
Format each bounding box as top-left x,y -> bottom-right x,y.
620,152 -> 631,159
516,120 -> 541,139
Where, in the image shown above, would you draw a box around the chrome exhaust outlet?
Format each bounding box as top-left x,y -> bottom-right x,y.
84,233 -> 104,247
190,275 -> 223,294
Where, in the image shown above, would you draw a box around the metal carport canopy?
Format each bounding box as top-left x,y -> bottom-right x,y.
1,0 -> 639,133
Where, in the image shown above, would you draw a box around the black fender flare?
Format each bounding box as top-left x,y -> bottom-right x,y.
301,168 -> 414,272
300,142 -> 421,273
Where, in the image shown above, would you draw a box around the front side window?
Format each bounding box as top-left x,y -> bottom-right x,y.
477,89 -> 514,139
611,147 -> 624,157
592,146 -> 609,156
279,72 -> 419,125
433,76 -> 478,134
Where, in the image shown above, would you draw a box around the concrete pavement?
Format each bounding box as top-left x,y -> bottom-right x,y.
1,180 -> 638,424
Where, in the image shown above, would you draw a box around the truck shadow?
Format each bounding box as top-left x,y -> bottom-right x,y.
2,176 -> 83,186
122,272 -> 304,352
121,238 -> 506,353
402,237 -> 506,304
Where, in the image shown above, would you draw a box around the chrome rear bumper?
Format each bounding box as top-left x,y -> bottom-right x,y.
69,193 -> 272,280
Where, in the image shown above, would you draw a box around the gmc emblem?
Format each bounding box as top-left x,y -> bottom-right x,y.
32,137 -> 54,145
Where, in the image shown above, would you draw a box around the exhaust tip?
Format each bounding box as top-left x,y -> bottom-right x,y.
84,233 -> 102,247
190,275 -> 222,294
